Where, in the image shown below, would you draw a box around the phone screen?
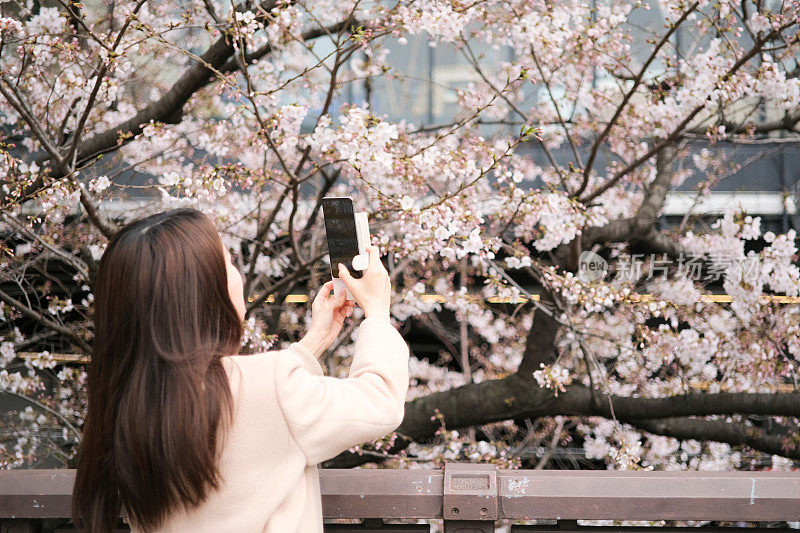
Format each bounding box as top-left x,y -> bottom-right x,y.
322,197 -> 363,279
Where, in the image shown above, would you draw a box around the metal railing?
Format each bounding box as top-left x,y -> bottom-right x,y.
1,462 -> 799,532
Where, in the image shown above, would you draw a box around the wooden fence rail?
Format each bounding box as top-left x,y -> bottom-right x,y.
1,462 -> 799,532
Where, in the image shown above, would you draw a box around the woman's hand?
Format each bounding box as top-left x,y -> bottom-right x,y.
337,246 -> 391,322
297,280 -> 355,357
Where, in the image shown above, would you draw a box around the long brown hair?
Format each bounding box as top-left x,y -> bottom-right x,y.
72,208 -> 244,532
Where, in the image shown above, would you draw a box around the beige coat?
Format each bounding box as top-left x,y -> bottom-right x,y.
129,317 -> 410,532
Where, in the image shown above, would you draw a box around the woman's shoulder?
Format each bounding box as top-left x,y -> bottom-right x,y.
219,350 -> 287,403
219,347 -> 323,408
223,343 -> 324,378
221,350 -> 280,372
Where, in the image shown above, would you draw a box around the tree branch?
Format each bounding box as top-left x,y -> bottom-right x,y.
0,213 -> 89,280
65,0 -> 148,167
0,76 -> 66,172
580,25 -> 798,204
324,377 -> 800,467
396,373 -> 800,441
517,291 -> 560,376
576,1 -> 700,198
218,18 -> 354,73
0,287 -> 92,353
4,1 -> 357,206
627,416 -> 799,459
76,182 -> 118,238
580,143 -> 690,259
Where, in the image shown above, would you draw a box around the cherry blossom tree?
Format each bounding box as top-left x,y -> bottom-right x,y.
1,0 -> 799,477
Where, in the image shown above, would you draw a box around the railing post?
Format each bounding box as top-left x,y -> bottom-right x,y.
442,462 -> 498,533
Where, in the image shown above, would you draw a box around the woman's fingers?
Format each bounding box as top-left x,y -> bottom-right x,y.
367,246 -> 380,272
321,280 -> 334,296
338,263 -> 354,284
331,286 -> 347,307
334,302 -> 353,320
337,300 -> 354,319
314,281 -> 333,305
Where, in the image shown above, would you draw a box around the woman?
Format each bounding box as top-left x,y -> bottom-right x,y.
71,207 -> 409,532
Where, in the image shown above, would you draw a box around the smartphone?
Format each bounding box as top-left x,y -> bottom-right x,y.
322,197 -> 363,279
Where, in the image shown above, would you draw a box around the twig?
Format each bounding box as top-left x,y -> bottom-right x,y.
0,287 -> 92,353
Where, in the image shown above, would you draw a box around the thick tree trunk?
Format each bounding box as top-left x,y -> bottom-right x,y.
397,372 -> 800,440
322,375 -> 800,467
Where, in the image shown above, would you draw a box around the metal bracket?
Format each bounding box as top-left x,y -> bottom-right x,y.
443,462 -> 498,521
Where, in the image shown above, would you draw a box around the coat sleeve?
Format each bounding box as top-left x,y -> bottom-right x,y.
274,317 -> 410,465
